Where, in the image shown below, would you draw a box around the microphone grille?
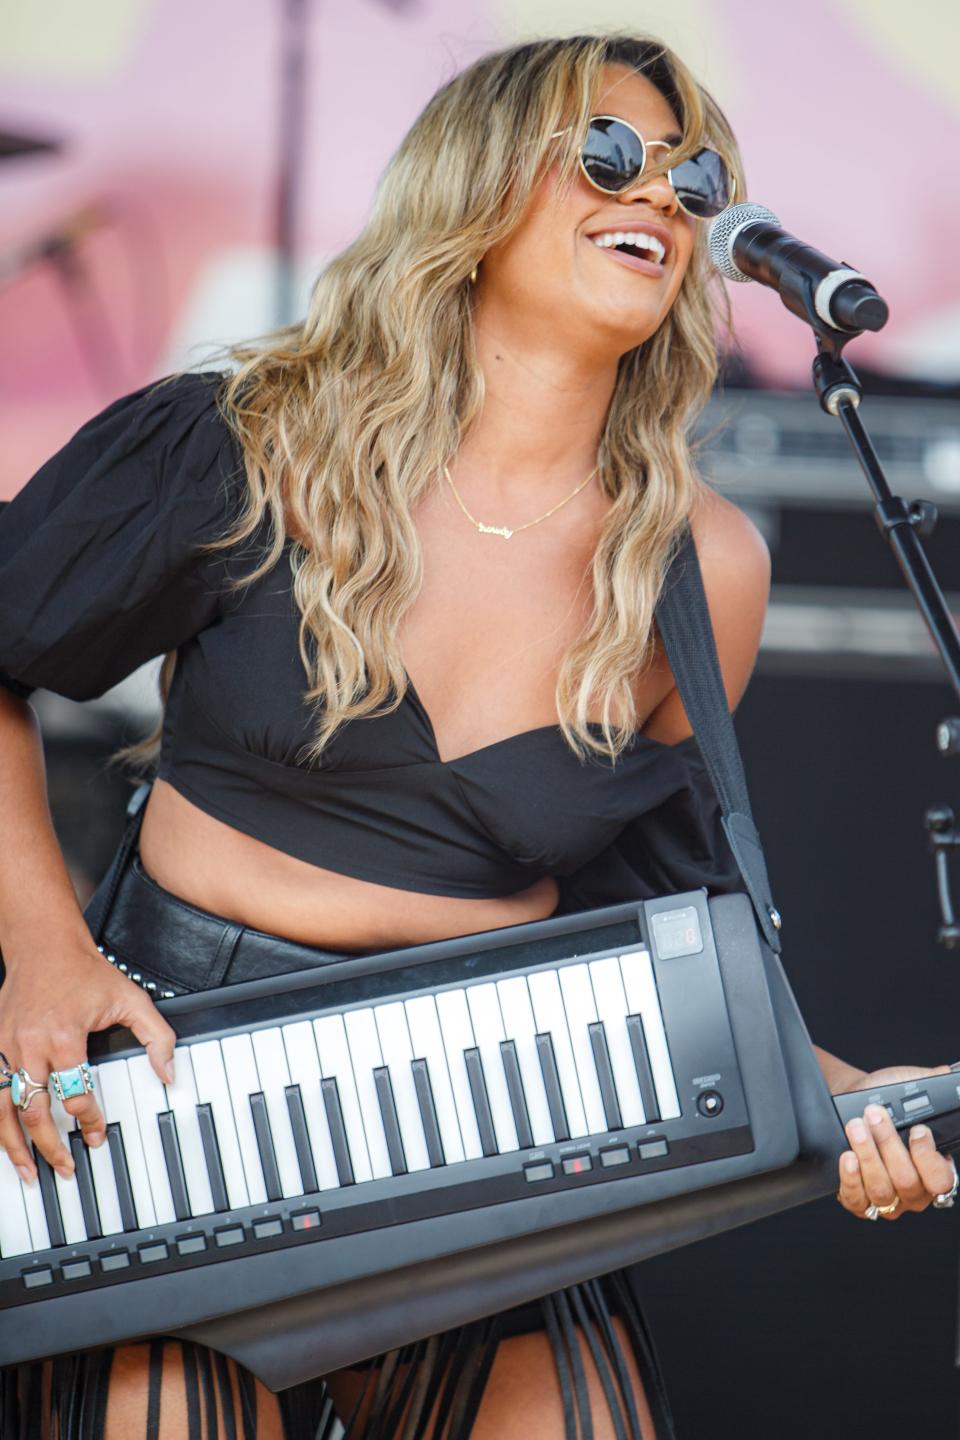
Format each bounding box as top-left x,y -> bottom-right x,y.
708,202 -> 782,282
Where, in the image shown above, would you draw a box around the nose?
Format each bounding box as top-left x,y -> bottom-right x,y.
616,164 -> 679,217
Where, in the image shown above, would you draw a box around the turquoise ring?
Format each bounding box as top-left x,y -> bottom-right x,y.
50,1063 -> 95,1104
11,1068 -> 47,1113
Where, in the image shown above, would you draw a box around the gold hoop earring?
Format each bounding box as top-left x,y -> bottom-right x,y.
469,264 -> 478,285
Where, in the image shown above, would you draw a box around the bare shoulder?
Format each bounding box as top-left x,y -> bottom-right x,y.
643,487 -> 771,744
688,485 -> 771,655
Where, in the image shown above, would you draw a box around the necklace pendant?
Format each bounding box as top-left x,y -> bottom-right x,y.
477,522 -> 513,539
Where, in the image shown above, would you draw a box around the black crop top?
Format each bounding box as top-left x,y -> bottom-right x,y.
0,373 -> 745,911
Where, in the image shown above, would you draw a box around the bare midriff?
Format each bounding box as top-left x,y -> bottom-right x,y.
137,778 -> 561,955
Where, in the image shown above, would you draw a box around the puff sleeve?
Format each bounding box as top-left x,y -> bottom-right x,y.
555,735 -> 747,913
0,371 -> 243,702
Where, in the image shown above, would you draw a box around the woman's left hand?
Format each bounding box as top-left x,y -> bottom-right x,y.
837,1063 -> 957,1221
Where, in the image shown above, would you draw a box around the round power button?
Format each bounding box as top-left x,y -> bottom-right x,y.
696,1089 -> 724,1118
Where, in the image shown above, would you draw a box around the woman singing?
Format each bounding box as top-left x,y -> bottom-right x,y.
0,31 -> 954,1440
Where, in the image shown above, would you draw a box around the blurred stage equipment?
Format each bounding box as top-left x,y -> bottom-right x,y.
0,128 -> 61,161
274,0 -> 417,325
0,201 -> 123,394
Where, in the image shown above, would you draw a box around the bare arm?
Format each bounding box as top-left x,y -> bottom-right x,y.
0,688 -> 97,960
0,687 -> 175,1178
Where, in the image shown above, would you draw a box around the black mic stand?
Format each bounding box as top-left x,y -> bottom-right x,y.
799,280 -> 960,951
795,280 -> 960,1367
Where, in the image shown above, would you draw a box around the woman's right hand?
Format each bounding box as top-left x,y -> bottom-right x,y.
0,938 -> 176,1180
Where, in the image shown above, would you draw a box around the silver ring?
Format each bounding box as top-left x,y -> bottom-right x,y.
933,1161 -> 959,1210
49,1063 -> 95,1104
11,1068 -> 48,1113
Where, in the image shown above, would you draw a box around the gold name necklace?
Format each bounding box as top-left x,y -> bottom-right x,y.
442,462 -> 598,540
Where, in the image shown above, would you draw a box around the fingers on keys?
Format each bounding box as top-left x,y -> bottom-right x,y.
4,1061 -> 74,1179
120,995 -> 177,1086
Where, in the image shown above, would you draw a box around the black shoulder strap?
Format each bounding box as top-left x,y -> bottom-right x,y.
654,526 -> 782,953
84,781 -> 152,943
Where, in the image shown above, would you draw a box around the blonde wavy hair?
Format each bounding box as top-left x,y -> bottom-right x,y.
123,32 -> 745,772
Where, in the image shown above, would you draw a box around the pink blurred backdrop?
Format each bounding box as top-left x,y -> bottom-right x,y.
2,0 -> 957,497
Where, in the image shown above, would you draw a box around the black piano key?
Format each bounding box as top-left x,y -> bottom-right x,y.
68,1132 -> 102,1239
248,1092 -> 283,1202
535,1032 -> 570,1142
463,1047 -> 498,1157
626,1014 -> 661,1123
106,1123 -> 139,1231
373,1067 -> 407,1177
588,1022 -> 623,1131
196,1103 -> 230,1213
157,1111 -> 192,1221
411,1058 -> 445,1168
499,1040 -> 534,1150
320,1078 -> 354,1186
284,1084 -> 319,1194
34,1150 -> 66,1249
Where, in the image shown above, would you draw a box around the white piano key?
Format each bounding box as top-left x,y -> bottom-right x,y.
94,1060 -> 156,1229
49,1108 -> 87,1244
86,1138 -> 123,1236
165,1048 -> 214,1215
557,965 -> 607,1134
342,1010 -> 391,1181
250,1028 -> 306,1199
527,969 -> 589,1139
0,1149 -> 33,1256
588,957 -> 647,1127
126,1055 -> 176,1224
281,1022 -> 340,1191
220,1034 -> 268,1205
313,1014 -> 372,1184
404,995 -> 465,1165
18,1166 -> 50,1253
189,1041 -> 249,1210
83,1071 -> 123,1235
618,949 -> 681,1120
434,989 -> 483,1160
496,976 -> 554,1147
373,1002 -> 430,1173
465,984 -> 519,1153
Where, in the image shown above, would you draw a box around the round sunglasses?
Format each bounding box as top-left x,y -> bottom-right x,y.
552,114 -> 736,220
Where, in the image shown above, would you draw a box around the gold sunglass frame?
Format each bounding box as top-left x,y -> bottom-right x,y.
550,113 -> 737,220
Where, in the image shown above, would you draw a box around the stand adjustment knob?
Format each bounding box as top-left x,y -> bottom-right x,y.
937,720 -> 960,757
908,500 -> 938,538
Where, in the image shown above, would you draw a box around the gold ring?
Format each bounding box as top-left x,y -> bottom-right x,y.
869,1192 -> 903,1215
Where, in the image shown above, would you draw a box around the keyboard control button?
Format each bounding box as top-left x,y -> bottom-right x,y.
22,1267 -> 54,1289
523,1161 -> 554,1183
61,1259 -> 93,1281
561,1154 -> 593,1176
902,1094 -> 931,1115
99,1251 -> 131,1273
177,1234 -> 208,1256
215,1226 -> 245,1248
599,1145 -> 631,1168
253,1217 -> 285,1240
139,1242 -> 169,1264
696,1090 -> 724,1118
291,1209 -> 321,1232
638,1138 -> 669,1160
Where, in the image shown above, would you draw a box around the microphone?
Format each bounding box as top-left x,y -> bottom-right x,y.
708,202 -> 889,334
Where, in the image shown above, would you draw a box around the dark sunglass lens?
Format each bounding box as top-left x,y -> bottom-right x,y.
669,148 -> 733,218
581,118 -> 645,193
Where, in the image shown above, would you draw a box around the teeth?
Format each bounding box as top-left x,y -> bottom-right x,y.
590,230 -> 665,263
